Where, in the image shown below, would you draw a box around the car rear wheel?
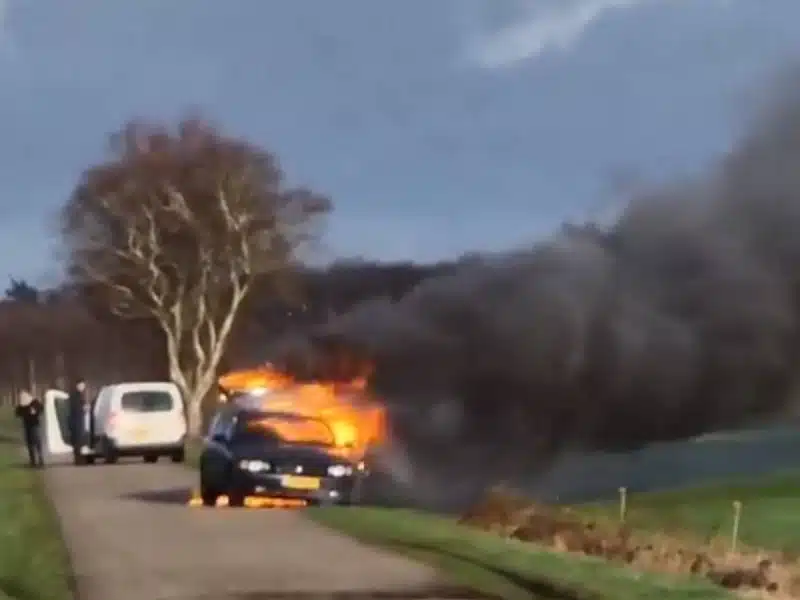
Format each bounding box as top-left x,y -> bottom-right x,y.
143,454 -> 158,464
344,484 -> 362,506
170,448 -> 185,463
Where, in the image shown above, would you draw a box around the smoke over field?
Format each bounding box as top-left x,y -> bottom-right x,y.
276,71 -> 800,509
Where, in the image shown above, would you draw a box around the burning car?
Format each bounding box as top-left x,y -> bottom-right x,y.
215,364 -> 386,464
199,404 -> 369,507
196,364 -> 387,507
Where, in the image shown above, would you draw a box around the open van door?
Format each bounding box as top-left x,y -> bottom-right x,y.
43,389 -> 72,456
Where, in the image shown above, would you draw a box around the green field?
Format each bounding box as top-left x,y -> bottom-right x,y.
0,412 -> 73,600
574,471 -> 800,552
309,506 -> 733,600
309,470 -> 800,599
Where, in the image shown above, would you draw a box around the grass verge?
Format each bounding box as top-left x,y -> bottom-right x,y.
573,471 -> 800,553
308,506 -> 733,600
0,411 -> 73,600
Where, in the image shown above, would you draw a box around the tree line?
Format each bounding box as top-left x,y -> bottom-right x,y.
0,257 -> 448,418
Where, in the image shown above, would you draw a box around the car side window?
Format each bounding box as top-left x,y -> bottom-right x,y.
207,411 -> 231,439
220,415 -> 237,440
206,414 -> 221,438
208,409 -> 241,442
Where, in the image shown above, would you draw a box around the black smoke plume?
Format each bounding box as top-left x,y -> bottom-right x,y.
273,71 -> 800,507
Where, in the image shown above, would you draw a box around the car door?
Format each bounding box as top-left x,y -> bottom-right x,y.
202,410 -> 236,484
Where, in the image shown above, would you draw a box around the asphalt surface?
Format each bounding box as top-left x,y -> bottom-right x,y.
42,457 -> 477,600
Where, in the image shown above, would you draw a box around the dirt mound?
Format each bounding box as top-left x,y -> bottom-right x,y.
459,488 -> 800,597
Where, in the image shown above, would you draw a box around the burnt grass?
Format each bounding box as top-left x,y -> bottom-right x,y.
458,488 -> 800,598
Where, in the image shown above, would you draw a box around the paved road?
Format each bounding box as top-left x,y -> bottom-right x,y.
42,458 -> 476,600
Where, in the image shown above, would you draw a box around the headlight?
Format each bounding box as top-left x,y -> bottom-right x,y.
238,459 -> 271,472
327,464 -> 353,477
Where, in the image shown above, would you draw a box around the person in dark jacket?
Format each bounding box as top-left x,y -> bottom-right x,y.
67,378 -> 88,464
15,390 -> 44,467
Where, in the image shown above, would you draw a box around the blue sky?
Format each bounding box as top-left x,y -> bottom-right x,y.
1,0 -> 800,285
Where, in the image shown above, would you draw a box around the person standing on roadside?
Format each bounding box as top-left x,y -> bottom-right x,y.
15,390 -> 44,468
67,378 -> 88,464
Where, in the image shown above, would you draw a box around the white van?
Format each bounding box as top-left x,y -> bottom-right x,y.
91,382 -> 187,464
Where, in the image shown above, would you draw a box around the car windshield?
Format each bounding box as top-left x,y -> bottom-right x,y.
227,390 -> 273,410
233,412 -> 335,447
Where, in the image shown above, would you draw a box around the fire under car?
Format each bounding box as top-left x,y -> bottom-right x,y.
198,404 -> 369,507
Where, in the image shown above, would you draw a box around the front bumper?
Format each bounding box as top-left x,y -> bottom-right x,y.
230,469 -> 358,503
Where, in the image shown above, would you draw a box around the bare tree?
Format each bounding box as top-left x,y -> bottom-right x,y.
60,117 -> 331,434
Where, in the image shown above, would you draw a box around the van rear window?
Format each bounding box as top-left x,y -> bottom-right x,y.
120,391 -> 174,413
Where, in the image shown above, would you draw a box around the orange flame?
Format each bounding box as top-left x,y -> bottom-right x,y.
216,363 -> 386,461
218,364 -> 294,395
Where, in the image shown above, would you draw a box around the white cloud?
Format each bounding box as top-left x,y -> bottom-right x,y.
463,0 -> 649,69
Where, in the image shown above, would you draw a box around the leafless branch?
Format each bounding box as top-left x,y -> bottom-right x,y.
60,116 -> 331,433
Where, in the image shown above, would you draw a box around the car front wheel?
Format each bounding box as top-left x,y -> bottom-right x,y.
199,462 -> 221,507
200,487 -> 219,507
200,476 -> 220,507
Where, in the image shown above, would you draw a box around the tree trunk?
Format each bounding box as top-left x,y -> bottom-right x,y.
27,356 -> 37,397
186,392 -> 205,438
161,289 -> 248,440
169,362 -> 216,439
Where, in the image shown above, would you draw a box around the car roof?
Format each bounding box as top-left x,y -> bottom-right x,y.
236,408 -> 325,422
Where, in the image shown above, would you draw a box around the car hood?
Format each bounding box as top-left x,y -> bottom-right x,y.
232,442 -> 342,464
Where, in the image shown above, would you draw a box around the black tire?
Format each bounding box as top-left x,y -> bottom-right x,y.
170,448 -> 185,463
200,486 -> 219,507
143,454 -> 158,464
228,491 -> 246,507
199,463 -> 220,507
85,455 -> 96,465
102,438 -> 119,464
311,497 -> 336,507
344,480 -> 363,506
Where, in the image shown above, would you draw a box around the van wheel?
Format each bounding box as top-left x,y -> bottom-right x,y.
143,455 -> 158,464
85,456 -> 96,465
101,439 -> 118,464
171,449 -> 185,463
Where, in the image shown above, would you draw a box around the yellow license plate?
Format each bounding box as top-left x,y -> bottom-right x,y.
281,475 -> 320,490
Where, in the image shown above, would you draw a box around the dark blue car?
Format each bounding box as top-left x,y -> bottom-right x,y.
199,405 -> 368,507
